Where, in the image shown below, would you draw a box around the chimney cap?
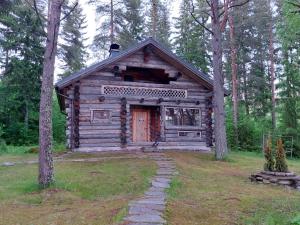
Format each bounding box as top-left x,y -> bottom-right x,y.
109,43 -> 120,57
110,43 -> 120,51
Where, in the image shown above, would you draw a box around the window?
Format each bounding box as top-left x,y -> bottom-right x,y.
178,131 -> 201,138
91,110 -> 111,123
165,107 -> 201,126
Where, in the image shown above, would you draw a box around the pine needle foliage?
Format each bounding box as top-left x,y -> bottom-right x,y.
275,138 -> 289,172
264,136 -> 275,171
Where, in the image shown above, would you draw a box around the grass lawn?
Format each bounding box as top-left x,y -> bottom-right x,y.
165,151 -> 300,225
0,155 -> 156,225
1,150 -> 300,225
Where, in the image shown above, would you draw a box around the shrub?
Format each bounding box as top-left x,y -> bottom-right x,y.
264,136 -> 275,171
0,139 -> 8,153
291,215 -> 300,225
275,138 -> 289,172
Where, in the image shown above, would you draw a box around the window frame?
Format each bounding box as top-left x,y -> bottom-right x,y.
90,109 -> 111,123
164,106 -> 202,128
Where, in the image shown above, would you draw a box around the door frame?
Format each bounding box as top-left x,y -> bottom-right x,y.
132,108 -> 150,142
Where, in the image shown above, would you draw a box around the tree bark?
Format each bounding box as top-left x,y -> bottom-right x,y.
210,0 -> 228,160
151,0 -> 157,38
229,12 -> 238,147
268,0 -> 276,130
24,99 -> 29,132
39,0 -> 63,188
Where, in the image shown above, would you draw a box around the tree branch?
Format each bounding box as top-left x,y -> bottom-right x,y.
24,0 -> 47,37
205,0 -> 211,7
219,0 -> 230,32
288,1 -> 300,8
60,1 -> 78,22
190,0 -> 214,35
219,0 -> 250,18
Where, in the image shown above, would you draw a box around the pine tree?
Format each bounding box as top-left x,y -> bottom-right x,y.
277,0 -> 300,138
0,1 -> 44,144
117,0 -> 144,49
59,3 -> 88,78
90,0 -> 123,59
173,0 -> 210,72
148,0 -> 171,46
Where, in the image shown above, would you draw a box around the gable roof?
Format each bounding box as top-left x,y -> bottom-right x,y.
55,37 -> 214,90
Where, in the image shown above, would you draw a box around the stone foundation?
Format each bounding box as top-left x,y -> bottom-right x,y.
250,171 -> 300,191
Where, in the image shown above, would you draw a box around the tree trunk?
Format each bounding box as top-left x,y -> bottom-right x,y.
229,12 -> 238,147
241,61 -> 250,115
24,99 -> 29,132
110,0 -> 114,44
151,0 -> 157,38
39,0 -> 62,188
268,0 -> 276,130
210,0 -> 228,160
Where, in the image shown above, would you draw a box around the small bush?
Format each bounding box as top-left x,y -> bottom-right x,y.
275,138 -> 289,172
291,215 -> 300,225
264,136 -> 275,171
26,147 -> 39,154
0,139 -> 8,153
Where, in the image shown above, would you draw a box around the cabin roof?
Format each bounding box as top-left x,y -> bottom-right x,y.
55,37 -> 214,90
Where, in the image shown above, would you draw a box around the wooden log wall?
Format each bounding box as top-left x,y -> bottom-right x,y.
74,83 -> 80,148
205,96 -> 213,147
120,97 -> 127,147
64,48 -> 212,150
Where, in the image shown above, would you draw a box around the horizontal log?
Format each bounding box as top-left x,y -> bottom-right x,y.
79,130 -> 120,135
79,143 -> 121,147
80,134 -> 119,139
79,123 -> 120,128
80,138 -> 120,144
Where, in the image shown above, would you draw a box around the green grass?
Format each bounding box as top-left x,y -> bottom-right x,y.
165,151 -> 300,225
0,155 -> 156,225
0,143 -> 67,163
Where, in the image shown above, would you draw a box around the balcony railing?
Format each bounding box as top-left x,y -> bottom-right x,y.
101,85 -> 187,99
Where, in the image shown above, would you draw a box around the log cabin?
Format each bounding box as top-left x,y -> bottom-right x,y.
55,37 -> 214,152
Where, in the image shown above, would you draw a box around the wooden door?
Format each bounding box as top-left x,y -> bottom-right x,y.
132,109 -> 150,142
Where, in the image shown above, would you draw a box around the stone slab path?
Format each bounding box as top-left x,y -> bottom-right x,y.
123,153 -> 176,225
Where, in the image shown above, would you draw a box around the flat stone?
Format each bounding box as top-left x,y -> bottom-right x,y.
125,214 -> 166,224
153,177 -> 171,183
133,199 -> 165,205
129,206 -> 162,216
144,191 -> 166,197
127,223 -> 163,225
128,203 -> 165,211
152,181 -> 170,188
2,162 -> 15,166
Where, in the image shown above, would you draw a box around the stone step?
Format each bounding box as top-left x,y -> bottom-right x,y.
131,198 -> 165,205
129,206 -> 163,216
152,181 -> 170,188
127,223 -> 164,225
125,214 -> 166,224
128,202 -> 165,211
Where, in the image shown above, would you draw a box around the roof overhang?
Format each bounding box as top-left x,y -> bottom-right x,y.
55,37 -> 229,111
